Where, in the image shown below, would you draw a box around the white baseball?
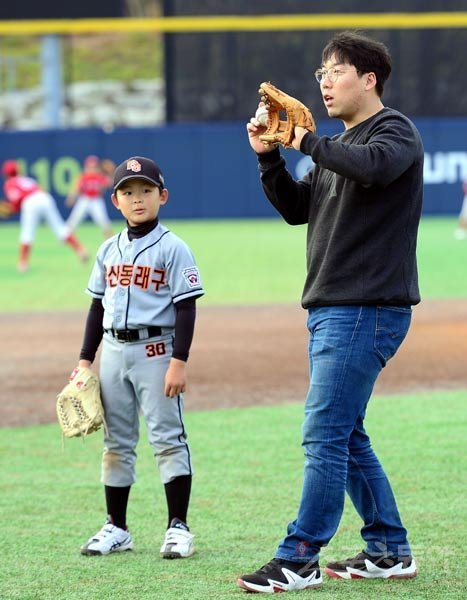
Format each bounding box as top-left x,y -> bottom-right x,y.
255,106 -> 269,126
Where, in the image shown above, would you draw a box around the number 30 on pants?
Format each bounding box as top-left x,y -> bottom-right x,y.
145,342 -> 166,358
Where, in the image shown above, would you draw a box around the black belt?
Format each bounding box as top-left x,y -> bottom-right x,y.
105,326 -> 162,342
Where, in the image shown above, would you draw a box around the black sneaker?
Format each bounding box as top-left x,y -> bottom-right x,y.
237,558 -> 322,593
325,551 -> 417,580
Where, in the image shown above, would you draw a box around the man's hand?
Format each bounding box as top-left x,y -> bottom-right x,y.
291,126 -> 311,152
165,358 -> 187,398
246,102 -> 278,154
257,82 -> 316,149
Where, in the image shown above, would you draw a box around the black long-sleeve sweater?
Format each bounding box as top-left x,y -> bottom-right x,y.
257,107 -> 424,308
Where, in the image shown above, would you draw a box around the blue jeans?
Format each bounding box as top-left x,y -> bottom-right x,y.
275,305 -> 413,563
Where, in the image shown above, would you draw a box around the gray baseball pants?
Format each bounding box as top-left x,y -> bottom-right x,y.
99,331 -> 192,486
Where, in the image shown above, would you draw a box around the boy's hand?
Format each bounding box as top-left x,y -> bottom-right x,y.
165,358 -> 187,398
56,365 -> 104,438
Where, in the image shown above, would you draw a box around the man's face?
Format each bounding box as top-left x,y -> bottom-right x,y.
318,55 -> 368,125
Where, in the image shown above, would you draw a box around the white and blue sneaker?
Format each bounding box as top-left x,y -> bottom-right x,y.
160,518 -> 195,559
80,521 -> 133,556
237,558 -> 322,593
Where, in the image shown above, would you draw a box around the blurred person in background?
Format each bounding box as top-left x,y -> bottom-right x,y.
66,155 -> 113,239
454,179 -> 467,239
1,159 -> 89,272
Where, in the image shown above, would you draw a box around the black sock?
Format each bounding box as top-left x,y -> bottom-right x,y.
105,485 -> 131,529
164,475 -> 192,528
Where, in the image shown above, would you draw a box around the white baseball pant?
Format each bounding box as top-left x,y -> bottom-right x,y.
66,195 -> 111,231
20,190 -> 70,244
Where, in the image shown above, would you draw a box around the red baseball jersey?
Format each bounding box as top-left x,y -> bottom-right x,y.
76,172 -> 111,198
4,176 -> 40,212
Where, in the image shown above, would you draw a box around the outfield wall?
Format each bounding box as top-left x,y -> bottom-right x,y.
0,116 -> 466,221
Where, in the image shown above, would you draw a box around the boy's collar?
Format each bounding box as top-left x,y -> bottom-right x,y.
127,217 -> 159,240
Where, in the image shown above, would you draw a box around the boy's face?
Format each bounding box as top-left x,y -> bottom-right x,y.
112,178 -> 168,227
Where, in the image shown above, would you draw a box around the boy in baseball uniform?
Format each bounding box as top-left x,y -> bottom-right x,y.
75,156 -> 204,558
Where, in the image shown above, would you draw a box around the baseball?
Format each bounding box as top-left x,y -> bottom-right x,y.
255,106 -> 269,127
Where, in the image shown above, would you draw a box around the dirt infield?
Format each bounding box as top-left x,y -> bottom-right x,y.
1,300 -> 466,428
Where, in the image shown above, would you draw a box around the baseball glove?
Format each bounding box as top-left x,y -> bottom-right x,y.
56,367 -> 105,438
258,82 -> 316,148
100,158 -> 115,176
0,200 -> 13,219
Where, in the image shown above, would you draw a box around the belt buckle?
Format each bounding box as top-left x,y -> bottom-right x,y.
115,329 -> 131,342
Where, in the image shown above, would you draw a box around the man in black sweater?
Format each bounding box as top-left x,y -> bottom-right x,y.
238,31 -> 422,593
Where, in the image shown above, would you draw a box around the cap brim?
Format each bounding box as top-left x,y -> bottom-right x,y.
114,174 -> 162,190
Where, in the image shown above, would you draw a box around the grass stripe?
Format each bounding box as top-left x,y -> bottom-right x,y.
1,391 -> 465,599
1,217 -> 466,312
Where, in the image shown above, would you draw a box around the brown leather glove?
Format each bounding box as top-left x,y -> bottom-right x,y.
258,82 -> 316,148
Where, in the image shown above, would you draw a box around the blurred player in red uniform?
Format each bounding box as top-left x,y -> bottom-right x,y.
66,155 -> 113,238
454,179 -> 467,240
2,160 -> 89,272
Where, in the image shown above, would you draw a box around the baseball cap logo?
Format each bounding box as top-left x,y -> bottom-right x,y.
127,159 -> 142,172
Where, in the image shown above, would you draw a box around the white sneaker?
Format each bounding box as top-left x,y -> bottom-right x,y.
160,519 -> 195,559
454,228 -> 466,240
17,260 -> 29,273
81,521 -> 133,555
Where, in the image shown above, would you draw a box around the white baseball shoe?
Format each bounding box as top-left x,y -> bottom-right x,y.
17,259 -> 29,273
80,521 -> 133,556
160,518 -> 195,559
77,248 -> 90,263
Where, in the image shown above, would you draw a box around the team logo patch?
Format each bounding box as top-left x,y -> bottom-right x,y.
127,159 -> 142,172
183,266 -> 200,288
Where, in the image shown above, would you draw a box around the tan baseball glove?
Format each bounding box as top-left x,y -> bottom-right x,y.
0,200 -> 13,219
56,367 -> 105,438
257,82 -> 316,148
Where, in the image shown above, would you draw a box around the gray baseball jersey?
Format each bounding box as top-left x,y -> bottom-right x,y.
86,222 -> 204,329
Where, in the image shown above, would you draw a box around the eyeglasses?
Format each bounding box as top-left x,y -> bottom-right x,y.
314,67 -> 359,84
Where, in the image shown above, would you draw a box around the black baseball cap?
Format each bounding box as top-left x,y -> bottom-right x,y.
113,156 -> 165,190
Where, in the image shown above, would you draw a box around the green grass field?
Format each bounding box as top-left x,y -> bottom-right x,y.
1,217 -> 466,598
1,392 -> 466,599
0,216 -> 466,311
